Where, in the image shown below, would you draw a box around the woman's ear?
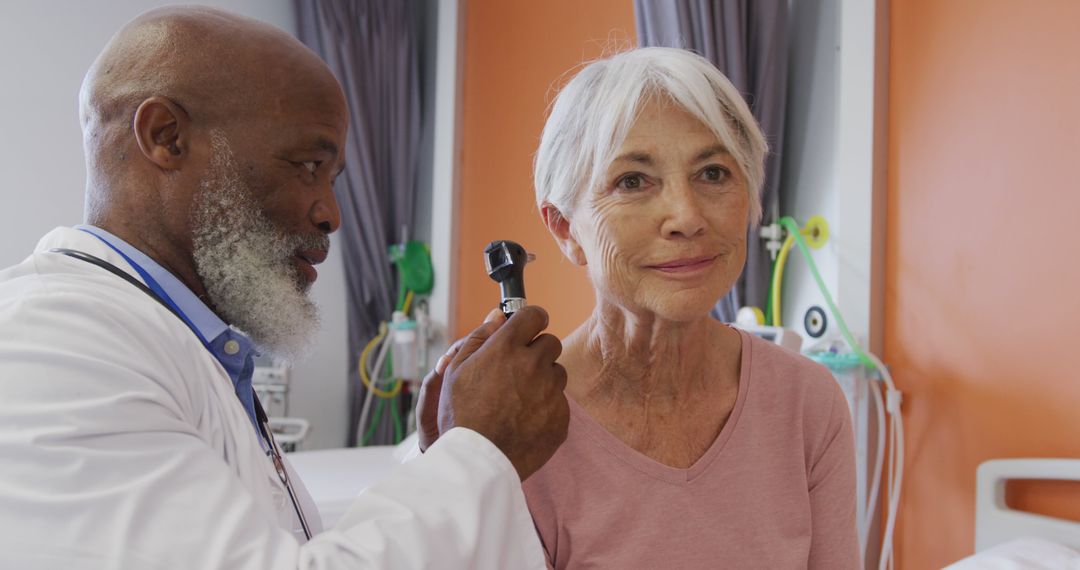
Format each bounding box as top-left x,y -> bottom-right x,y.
541,203 -> 587,266
132,96 -> 191,171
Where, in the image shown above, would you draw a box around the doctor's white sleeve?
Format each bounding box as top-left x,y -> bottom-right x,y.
299,428 -> 548,569
0,287 -> 546,570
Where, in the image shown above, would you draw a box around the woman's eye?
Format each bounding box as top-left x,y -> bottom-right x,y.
615,173 -> 646,191
701,165 -> 730,182
301,161 -> 320,174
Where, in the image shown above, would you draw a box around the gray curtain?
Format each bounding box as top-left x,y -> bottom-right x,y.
634,0 -> 789,321
295,0 -> 421,446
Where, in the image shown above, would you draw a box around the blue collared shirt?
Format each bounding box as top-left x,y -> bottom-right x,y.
76,225 -> 261,433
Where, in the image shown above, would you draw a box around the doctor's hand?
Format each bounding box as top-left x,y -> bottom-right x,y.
416,308 -> 505,452
417,308 -> 512,451
417,305 -> 569,481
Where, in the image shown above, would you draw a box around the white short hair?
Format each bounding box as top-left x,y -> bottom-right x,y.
534,47 -> 766,225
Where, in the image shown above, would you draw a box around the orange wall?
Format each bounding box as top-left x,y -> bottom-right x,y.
888,1 -> 1080,567
454,0 -> 635,337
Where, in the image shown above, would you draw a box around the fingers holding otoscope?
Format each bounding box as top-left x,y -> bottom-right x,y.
418,239 -> 568,478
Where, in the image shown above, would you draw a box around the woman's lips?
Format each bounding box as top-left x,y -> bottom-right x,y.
647,254 -> 719,274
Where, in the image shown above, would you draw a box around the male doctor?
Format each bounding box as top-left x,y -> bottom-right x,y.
0,6 -> 568,569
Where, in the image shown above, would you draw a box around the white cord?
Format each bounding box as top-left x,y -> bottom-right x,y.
861,379 -> 887,557
357,330 -> 395,444
866,351 -> 904,570
369,329 -> 394,384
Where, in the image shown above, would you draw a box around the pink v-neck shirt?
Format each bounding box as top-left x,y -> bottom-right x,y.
523,330 -> 860,569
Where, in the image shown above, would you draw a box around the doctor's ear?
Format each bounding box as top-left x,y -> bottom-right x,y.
541,203 -> 587,266
132,96 -> 191,171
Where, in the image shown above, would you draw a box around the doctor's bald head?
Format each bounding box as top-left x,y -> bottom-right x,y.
78,6 -> 349,362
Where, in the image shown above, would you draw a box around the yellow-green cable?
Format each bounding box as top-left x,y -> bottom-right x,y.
770,235 -> 796,327
778,216 -> 875,368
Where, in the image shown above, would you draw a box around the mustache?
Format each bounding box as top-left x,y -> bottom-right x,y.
285,232 -> 331,254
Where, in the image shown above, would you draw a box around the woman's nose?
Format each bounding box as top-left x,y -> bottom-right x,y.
659,180 -> 706,239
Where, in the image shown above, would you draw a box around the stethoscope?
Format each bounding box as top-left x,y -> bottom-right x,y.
51,245 -> 314,540
254,390 -> 314,539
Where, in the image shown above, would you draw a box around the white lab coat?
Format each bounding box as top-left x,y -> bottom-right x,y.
0,227 -> 546,569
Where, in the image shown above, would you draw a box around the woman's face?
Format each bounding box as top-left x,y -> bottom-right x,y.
561,99 -> 749,322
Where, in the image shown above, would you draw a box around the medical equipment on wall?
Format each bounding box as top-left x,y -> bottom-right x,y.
765,215 -> 829,327
734,306 -> 804,352
749,215 -> 905,570
252,357 -> 311,452
484,240 -> 534,317
356,240 -> 435,446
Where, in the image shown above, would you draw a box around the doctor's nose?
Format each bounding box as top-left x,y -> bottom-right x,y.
312,186 -> 341,234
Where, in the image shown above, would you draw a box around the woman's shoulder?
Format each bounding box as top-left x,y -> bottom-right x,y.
739,330 -> 845,411
738,331 -> 853,461
742,330 -> 833,380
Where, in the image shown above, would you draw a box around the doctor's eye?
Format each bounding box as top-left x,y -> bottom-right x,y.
300,161 -> 321,175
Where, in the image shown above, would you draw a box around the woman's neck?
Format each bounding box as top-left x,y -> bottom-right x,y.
563,300 -> 739,409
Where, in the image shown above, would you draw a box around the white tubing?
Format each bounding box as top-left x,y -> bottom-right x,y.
357,330 -> 395,445
867,351 -> 904,570
861,379 -> 887,558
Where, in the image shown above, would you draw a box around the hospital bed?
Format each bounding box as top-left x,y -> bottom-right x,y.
946,458 -> 1080,569
286,436 -> 416,528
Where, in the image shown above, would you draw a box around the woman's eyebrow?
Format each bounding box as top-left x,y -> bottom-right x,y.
612,151 -> 653,166
612,145 -> 732,167
694,144 -> 731,162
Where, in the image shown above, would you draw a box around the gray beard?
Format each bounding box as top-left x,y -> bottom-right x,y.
190,132 -> 328,363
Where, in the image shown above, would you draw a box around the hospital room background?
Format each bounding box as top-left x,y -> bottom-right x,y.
2,0 -> 1078,568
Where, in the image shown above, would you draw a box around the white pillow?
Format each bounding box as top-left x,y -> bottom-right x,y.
944,538 -> 1080,570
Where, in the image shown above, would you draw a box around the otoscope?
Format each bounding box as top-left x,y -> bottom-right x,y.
484,240 -> 534,318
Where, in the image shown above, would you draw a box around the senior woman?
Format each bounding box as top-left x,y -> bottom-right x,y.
522,47 -> 859,569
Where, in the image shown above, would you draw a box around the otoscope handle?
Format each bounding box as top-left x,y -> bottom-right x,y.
499,278 -> 526,301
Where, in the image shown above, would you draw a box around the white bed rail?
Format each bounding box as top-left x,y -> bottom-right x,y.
975,458 -> 1080,552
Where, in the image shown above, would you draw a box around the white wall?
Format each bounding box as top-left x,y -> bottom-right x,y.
782,2 -> 888,567
780,0 -> 842,341
0,0 -> 350,450
411,0 -> 440,246
781,0 -> 885,352
424,0 -> 463,356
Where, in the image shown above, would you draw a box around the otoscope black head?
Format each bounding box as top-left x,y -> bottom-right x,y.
484,240 -> 528,301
